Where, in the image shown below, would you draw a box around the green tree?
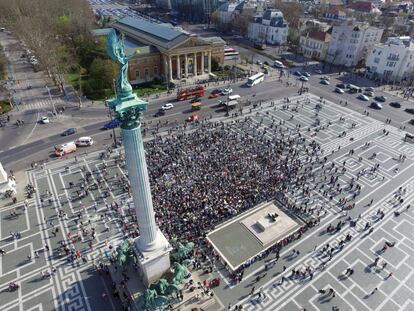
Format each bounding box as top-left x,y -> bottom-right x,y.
85,58 -> 118,99
211,57 -> 220,71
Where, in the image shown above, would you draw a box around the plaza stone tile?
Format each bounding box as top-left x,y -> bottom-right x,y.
391,285 -> 414,307
0,211 -> 29,240
2,244 -> 32,272
0,284 -> 19,307
390,263 -> 412,283
381,244 -> 410,268
379,297 -> 400,311
394,220 -> 414,241
348,262 -> 383,291
402,301 -> 414,311
21,273 -> 52,296
22,288 -> 56,311
342,292 -> 370,311
350,284 -> 386,310
312,292 -> 353,311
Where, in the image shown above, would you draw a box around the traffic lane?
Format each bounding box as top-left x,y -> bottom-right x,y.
307,80 -> 414,132
1,80 -> 296,167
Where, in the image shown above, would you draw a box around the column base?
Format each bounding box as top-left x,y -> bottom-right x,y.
133,230 -> 172,287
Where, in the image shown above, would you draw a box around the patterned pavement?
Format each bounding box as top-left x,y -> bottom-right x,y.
1,94 -> 413,311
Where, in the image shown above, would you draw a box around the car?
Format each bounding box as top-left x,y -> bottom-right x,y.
153,109 -> 165,117
102,119 -> 120,130
320,76 -> 330,81
299,76 -> 309,82
374,95 -> 386,102
190,97 -> 201,103
186,114 -> 199,122
264,61 -> 270,66
208,92 -> 219,99
62,128 -> 77,136
336,83 -> 347,89
405,108 -> 414,114
274,61 -> 284,68
389,102 -> 401,108
365,87 -> 375,92
302,72 -> 311,77
40,116 -> 49,124
320,79 -> 330,85
315,69 -> 323,74
221,88 -> 233,95
410,119 -> 414,125
335,87 -> 345,94
364,91 -> 374,97
357,94 -> 369,101
161,103 -> 174,110
256,60 -> 263,65
370,102 -> 382,109
294,71 -> 302,76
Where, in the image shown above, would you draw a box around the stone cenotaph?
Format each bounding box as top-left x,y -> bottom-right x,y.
106,28 -> 171,286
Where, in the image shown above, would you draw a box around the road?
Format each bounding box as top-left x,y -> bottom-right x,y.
2,62 -> 414,171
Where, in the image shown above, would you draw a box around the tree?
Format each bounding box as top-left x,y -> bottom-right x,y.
210,10 -> 220,28
233,10 -> 254,36
85,58 -> 118,99
272,0 -> 303,29
211,57 -> 220,72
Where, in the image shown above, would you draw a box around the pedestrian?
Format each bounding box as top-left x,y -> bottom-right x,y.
370,287 -> 378,295
250,286 -> 255,295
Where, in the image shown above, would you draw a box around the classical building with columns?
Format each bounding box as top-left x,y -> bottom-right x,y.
111,17 -> 225,85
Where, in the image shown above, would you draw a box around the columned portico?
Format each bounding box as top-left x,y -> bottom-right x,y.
177,55 -> 181,79
184,54 -> 188,78
194,52 -> 198,76
201,52 -> 205,74
208,51 -> 212,73
168,56 -> 172,82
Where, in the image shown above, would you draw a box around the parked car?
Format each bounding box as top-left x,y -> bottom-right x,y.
161,103 -> 174,110
40,116 -> 49,124
314,69 -> 323,74
410,119 -> 414,125
294,71 -> 302,76
365,87 -> 375,92
256,60 -> 263,65
221,88 -> 233,95
62,127 -> 77,136
364,91 -> 374,97
102,119 -> 120,130
153,109 -> 165,117
302,72 -> 311,77
405,108 -> 414,114
299,76 -> 309,81
374,95 -> 386,102
335,87 -> 345,94
208,92 -> 219,99
336,83 -> 347,89
357,94 -> 369,101
320,79 -> 330,85
389,102 -> 401,108
370,102 -> 382,109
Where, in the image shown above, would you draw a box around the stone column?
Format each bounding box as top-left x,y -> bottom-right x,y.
201,52 -> 205,74
168,56 -> 173,81
163,54 -> 168,80
208,51 -> 212,73
122,124 -> 161,251
194,52 -> 198,76
177,55 -> 181,79
185,54 -> 188,77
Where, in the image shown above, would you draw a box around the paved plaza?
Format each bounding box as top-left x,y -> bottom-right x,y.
0,94 -> 413,311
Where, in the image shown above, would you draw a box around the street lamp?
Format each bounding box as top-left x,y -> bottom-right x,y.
106,97 -> 117,147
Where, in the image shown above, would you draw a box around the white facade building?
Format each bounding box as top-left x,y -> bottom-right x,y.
366,36 -> 414,82
248,9 -> 288,45
326,24 -> 383,67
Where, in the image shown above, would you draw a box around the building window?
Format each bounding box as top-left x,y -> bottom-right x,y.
374,57 -> 380,64
135,70 -> 140,79
154,66 -> 158,75
144,68 -> 149,78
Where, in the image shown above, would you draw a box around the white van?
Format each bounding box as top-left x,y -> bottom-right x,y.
274,60 -> 284,68
228,94 -> 241,101
55,142 -> 76,157
75,136 -> 94,147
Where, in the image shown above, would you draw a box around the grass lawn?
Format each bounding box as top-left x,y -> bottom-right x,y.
0,100 -> 12,114
65,72 -> 81,90
133,82 -> 167,97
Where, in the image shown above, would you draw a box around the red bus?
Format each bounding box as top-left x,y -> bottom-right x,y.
177,85 -> 205,101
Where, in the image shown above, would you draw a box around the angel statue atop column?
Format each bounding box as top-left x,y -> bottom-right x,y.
106,28 -> 138,98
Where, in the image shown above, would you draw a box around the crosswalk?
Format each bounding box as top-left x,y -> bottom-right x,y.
15,97 -> 67,112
